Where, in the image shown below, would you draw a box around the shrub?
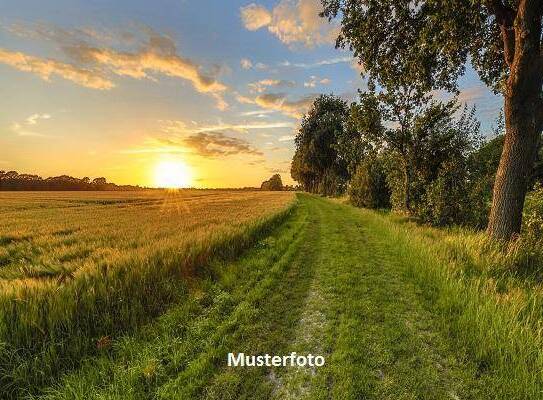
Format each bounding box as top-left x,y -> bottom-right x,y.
523,184 -> 543,238
349,157 -> 390,209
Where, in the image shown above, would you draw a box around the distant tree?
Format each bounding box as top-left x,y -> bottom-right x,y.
321,0 -> 543,240
91,177 -> 107,185
261,174 -> 283,191
291,94 -> 350,195
0,171 -> 141,191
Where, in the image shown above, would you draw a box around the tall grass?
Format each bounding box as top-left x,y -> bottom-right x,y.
359,210 -> 543,398
0,191 -> 295,398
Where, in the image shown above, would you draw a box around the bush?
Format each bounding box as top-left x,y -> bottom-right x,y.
349,157 -> 390,209
523,184 -> 543,238
418,160 -> 472,226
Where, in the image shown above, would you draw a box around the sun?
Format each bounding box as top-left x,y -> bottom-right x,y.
154,160 -> 192,189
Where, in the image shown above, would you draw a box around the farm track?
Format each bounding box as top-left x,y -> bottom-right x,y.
30,195 -> 498,399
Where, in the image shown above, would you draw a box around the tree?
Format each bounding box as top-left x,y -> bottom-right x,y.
349,155 -> 391,209
91,177 -> 107,186
261,174 -> 283,191
291,94 -> 350,195
321,0 -> 543,240
358,87 -> 460,212
336,94 -> 385,177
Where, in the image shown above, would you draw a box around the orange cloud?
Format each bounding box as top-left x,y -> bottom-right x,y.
1,26 -> 228,109
160,119 -> 294,134
0,48 -> 114,90
240,4 -> 273,30
65,32 -> 228,110
248,93 -> 316,118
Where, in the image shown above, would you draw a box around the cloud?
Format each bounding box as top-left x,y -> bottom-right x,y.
1,25 -> 228,109
26,113 -> 51,125
304,75 -> 330,88
240,58 -> 253,69
457,85 -> 488,104
278,135 -> 295,141
240,110 -> 278,117
0,48 -> 114,89
431,84 -> 501,120
253,93 -> 316,118
240,4 -> 273,31
248,159 -> 266,166
237,92 -> 315,118
280,56 -> 352,69
267,166 -> 289,173
64,31 -> 228,109
241,0 -> 338,48
160,119 -> 293,134
248,78 -> 296,93
255,62 -> 268,70
10,113 -> 52,137
351,59 -> 365,75
160,132 -> 263,158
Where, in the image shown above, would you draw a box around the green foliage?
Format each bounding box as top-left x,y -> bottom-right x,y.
261,174 -> 283,191
337,95 -> 384,176
409,105 -> 483,225
349,155 -> 390,209
318,168 -> 347,196
291,94 -> 350,195
523,184 -> 543,238
321,0 -> 506,93
419,160 -> 473,226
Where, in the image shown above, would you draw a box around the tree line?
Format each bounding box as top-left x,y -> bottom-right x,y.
291,92 -> 543,230
0,171 -> 143,191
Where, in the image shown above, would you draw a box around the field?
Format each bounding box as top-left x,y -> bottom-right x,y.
2,192 -> 543,399
0,190 -> 295,397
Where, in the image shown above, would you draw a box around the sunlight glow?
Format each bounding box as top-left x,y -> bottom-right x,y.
154,160 -> 193,189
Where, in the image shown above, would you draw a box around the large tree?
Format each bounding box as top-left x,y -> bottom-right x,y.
321,0 -> 543,240
291,94 -> 350,194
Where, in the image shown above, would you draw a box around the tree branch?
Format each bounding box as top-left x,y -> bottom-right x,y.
485,0 -> 515,25
484,0 -> 517,68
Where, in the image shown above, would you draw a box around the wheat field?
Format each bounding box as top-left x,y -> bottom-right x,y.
0,190 -> 295,396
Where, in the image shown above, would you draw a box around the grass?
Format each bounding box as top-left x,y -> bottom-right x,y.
3,192 -> 543,398
0,190 -> 295,398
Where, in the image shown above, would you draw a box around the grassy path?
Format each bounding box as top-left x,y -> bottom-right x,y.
35,194 -> 506,399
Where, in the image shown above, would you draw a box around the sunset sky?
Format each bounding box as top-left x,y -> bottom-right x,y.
0,0 -> 502,188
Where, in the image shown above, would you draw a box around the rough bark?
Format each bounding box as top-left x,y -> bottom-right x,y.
487,0 -> 543,240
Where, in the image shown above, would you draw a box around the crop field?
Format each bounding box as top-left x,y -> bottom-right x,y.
3,192 -> 543,399
0,191 -> 294,284
0,190 -> 295,397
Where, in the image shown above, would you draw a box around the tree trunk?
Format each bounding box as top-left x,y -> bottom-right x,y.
487,1 -> 542,240
403,157 -> 412,212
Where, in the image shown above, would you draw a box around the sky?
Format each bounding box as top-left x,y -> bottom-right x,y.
0,0 -> 503,188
